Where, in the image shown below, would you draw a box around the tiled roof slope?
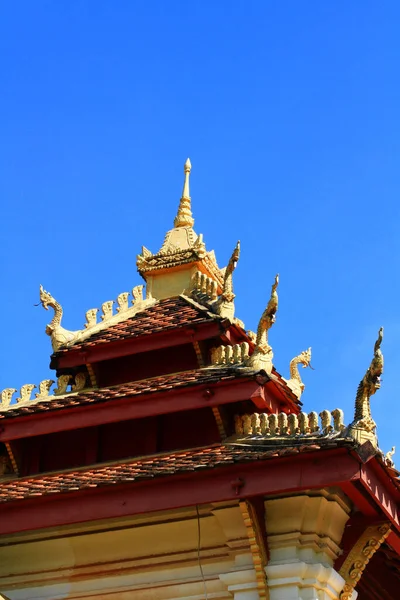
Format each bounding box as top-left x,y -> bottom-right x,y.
56,296 -> 218,354
0,439 -> 354,503
0,367 -> 253,419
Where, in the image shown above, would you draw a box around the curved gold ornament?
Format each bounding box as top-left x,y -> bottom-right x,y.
349,328 -> 384,447
283,347 -> 312,398
246,274 -> 279,373
215,241 -> 240,321
338,523 -> 390,599
39,285 -> 78,351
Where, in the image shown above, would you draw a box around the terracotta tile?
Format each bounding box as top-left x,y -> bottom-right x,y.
0,440 -> 354,504
55,297 -> 216,355
0,367 -> 252,419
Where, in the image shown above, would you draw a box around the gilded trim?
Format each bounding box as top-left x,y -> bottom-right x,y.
5,442 -> 18,475
338,522 -> 391,600
239,499 -> 269,599
211,406 -> 227,440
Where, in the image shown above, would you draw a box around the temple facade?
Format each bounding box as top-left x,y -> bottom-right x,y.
0,160 -> 399,599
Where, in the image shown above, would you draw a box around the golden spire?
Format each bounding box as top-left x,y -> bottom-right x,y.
174,158 -> 194,228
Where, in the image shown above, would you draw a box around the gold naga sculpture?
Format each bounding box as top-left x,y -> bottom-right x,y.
40,283 -> 154,352
348,327 -> 384,448
385,446 -> 395,467
39,285 -> 78,351
282,347 -> 312,399
246,274 -> 279,373
215,241 -> 240,321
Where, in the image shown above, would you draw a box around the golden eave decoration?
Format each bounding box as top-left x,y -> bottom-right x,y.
39,284 -> 155,352
283,347 -> 312,399
348,327 -> 384,448
246,274 -> 279,373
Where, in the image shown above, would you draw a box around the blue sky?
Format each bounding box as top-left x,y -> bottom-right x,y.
1,2 -> 399,453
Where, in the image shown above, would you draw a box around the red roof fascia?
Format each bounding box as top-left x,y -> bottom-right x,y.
359,459 -> 400,528
338,450 -> 400,532
0,447 -> 360,535
340,480 -> 380,518
0,377 -> 269,442
54,320 -> 226,369
268,375 -> 301,413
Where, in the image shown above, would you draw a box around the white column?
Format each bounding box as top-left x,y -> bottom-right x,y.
264,491 -> 358,600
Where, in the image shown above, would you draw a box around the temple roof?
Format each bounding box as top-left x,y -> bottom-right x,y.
54,295 -> 220,355
0,159 -> 395,485
0,367 -> 254,418
0,437 -> 358,504
0,365 -> 301,420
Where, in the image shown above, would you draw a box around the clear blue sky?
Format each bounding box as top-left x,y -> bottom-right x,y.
1,2 -> 399,453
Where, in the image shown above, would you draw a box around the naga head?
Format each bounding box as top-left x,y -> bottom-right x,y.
39,285 -> 60,336
299,347 -> 312,369
364,328 -> 384,396
230,240 -> 240,270
39,285 -> 54,311
264,274 -> 279,325
218,242 -> 241,307
222,241 -> 241,281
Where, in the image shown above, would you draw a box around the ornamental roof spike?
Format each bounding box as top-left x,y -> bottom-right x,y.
245,273 -> 279,373
173,158 -> 194,228
348,327 -> 384,448
214,240 -> 241,321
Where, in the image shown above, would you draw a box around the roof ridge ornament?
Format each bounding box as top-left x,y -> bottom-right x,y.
348,327 -> 384,448
234,407 -> 345,436
245,274 -> 279,374
385,446 -> 395,467
39,283 -> 154,353
39,285 -> 78,351
137,159 -> 224,298
174,158 -> 194,228
0,374 -> 90,411
214,241 -> 240,321
283,347 -> 312,399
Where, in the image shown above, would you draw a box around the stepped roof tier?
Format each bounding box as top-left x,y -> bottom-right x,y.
0,160 -> 399,600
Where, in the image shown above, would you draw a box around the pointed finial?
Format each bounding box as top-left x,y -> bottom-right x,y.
183,158 -> 191,196
174,158 -> 194,228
